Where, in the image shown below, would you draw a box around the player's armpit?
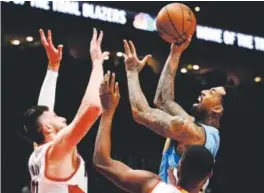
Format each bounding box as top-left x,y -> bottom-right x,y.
95,159 -> 160,193
48,104 -> 101,160
133,107 -> 204,145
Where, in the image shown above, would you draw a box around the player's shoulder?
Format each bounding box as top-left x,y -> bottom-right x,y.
196,122 -> 219,134
28,142 -> 52,164
195,122 -> 220,157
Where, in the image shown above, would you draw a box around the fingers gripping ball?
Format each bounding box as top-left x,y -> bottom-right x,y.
155,3 -> 197,44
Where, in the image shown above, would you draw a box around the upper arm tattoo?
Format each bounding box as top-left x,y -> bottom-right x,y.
170,117 -> 205,144
134,108 -> 204,144
133,107 -> 174,137
154,54 -> 190,119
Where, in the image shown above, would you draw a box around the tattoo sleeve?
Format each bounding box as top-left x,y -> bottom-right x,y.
154,53 -> 190,119
135,108 -> 204,144
136,108 -> 204,144
126,71 -> 150,113
126,68 -> 203,144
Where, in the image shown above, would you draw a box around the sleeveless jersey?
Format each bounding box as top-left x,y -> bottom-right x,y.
151,182 -> 187,193
158,122 -> 220,191
28,143 -> 88,193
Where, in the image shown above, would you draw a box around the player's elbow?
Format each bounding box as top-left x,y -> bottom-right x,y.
94,163 -> 108,175
131,107 -> 140,121
153,94 -> 169,110
131,107 -> 147,124
153,96 -> 163,109
93,156 -> 112,174
93,156 -> 103,170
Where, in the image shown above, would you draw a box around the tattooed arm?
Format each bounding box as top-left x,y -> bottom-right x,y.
128,72 -> 204,144
154,38 -> 192,120
124,40 -> 204,145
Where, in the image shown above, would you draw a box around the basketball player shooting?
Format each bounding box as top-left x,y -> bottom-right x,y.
93,72 -> 215,193
23,28 -> 109,193
124,39 -> 227,190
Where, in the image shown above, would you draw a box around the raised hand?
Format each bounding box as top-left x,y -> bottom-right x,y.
170,35 -> 192,54
90,28 -> 109,64
39,29 -> 63,71
123,40 -> 152,73
99,71 -> 120,113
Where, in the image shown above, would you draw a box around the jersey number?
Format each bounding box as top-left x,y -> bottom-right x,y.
31,180 -> 39,193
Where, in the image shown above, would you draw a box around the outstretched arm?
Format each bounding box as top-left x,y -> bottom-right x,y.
94,72 -> 159,193
153,39 -> 192,154
37,29 -> 63,111
154,38 -> 192,119
76,28 -> 109,118
124,40 -> 204,145
48,29 -> 108,160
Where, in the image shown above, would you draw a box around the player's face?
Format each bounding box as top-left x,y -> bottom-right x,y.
40,110 -> 67,133
192,86 -> 226,116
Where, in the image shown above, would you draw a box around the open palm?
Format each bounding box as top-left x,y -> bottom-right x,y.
90,28 -> 109,64
123,40 -> 151,73
40,29 -> 63,69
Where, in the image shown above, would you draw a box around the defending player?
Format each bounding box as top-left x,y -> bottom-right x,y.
93,72 -> 214,193
23,28 -> 109,193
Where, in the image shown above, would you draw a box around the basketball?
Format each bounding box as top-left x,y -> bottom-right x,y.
155,3 -> 197,44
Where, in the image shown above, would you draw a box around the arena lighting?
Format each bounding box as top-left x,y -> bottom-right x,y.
187,64 -> 193,70
194,6 -> 200,12
180,68 -> 187,73
11,40 -> 20,45
193,64 -> 200,70
116,52 -> 123,57
3,1 -> 264,52
104,55 -> 109,60
254,76 -> 262,83
26,36 -> 34,42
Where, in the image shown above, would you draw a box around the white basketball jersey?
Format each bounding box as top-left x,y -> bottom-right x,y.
28,143 -> 88,193
151,182 -> 183,193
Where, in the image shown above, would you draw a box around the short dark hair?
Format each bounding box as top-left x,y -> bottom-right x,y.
23,105 -> 49,144
180,145 -> 214,185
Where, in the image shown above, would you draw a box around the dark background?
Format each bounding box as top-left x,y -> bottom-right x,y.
2,1 -> 264,193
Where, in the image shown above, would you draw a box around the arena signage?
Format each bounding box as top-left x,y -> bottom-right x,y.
4,1 -> 264,52
196,25 -> 264,52
3,0 -> 127,25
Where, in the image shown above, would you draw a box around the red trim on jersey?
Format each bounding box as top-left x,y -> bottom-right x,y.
44,145 -> 81,182
68,185 -> 85,193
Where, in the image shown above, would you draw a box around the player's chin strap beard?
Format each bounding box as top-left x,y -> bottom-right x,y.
191,108 -> 207,123
206,113 -> 221,129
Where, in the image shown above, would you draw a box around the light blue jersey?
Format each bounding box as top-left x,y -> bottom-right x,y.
159,122 -> 220,183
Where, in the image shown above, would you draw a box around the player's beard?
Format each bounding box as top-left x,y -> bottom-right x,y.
191,104 -> 208,122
